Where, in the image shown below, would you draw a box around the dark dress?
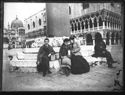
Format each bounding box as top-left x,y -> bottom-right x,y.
70,42 -> 90,74
37,44 -> 55,75
92,40 -> 114,67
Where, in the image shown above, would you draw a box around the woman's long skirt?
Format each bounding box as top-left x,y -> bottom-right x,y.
71,54 -> 90,74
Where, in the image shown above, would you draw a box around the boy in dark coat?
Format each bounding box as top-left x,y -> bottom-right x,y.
36,38 -> 55,77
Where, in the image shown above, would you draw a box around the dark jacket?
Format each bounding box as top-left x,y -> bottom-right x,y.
37,44 -> 55,61
59,43 -> 70,58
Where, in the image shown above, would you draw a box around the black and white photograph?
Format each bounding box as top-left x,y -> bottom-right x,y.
2,2 -> 123,91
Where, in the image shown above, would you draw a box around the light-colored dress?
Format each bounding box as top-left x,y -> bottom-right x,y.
71,42 -> 81,56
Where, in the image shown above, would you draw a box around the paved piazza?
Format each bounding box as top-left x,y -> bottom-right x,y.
2,45 -> 123,91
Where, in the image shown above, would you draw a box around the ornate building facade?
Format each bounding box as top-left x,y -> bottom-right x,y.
69,3 -> 122,45
4,16 -> 25,48
24,8 -> 47,43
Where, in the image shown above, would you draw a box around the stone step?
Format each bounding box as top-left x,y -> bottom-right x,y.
9,66 -> 37,73
9,56 -> 107,73
10,55 -> 106,67
22,47 -> 60,54
10,60 -> 37,67
16,52 -> 37,60
16,52 -> 60,60
9,60 -> 60,72
10,57 -> 61,68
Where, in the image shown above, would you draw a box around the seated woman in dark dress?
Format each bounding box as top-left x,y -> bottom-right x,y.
92,36 -> 117,68
69,36 -> 90,74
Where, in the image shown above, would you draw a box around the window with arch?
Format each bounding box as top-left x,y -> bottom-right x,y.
89,19 -> 92,28
39,19 -> 41,26
75,23 -> 77,31
85,20 -> 88,29
69,6 -> 71,15
111,32 -> 115,45
78,22 -> 80,30
99,17 -> 103,26
94,18 -> 97,27
82,3 -> 89,10
81,21 -> 84,29
105,20 -> 107,26
105,17 -> 107,26
33,21 -> 35,28
71,24 -> 74,31
28,24 -> 30,30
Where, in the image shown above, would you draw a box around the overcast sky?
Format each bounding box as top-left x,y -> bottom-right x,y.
4,3 -> 45,28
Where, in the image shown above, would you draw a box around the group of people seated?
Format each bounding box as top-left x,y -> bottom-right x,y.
36,35 -> 117,77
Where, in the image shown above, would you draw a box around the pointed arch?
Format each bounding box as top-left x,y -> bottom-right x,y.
85,19 -> 88,29
81,21 -> 84,29
94,17 -> 97,27
69,6 -> 71,15
39,19 -> 41,26
74,22 -> 77,31
99,16 -> 103,26
71,23 -> 74,31
105,17 -> 107,26
33,21 -> 35,28
89,18 -> 92,28
78,22 -> 81,30
86,34 -> 93,45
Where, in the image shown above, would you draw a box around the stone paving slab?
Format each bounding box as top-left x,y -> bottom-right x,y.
3,46 -> 123,91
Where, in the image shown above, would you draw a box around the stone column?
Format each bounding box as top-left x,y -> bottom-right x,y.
80,27 -> 82,34
92,23 -> 94,31
76,21 -> 78,34
88,21 -> 90,31
114,36 -> 116,45
73,23 -> 75,34
97,21 -> 99,30
109,35 -> 112,46
84,38 -> 86,45
84,22 -> 86,32
103,20 -> 105,29
93,38 -> 95,46
15,41 -> 16,48
118,38 -> 120,45
103,38 -> 106,44
79,21 -> 82,34
109,22 -> 111,30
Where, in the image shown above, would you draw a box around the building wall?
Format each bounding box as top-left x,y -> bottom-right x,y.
69,3 -> 121,19
24,9 -> 46,34
69,3 -> 122,45
46,3 -> 70,37
69,3 -> 82,19
81,3 -> 121,16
